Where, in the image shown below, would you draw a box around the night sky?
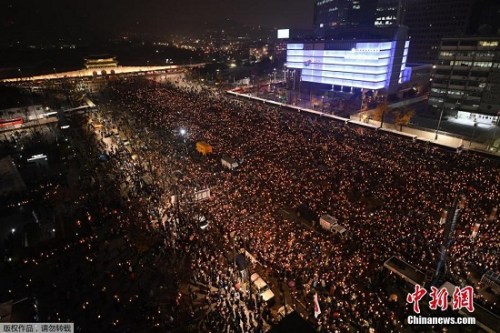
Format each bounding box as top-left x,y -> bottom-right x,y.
1,0 -> 314,42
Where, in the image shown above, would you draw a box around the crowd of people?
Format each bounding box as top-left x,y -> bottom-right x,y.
93,77 -> 499,332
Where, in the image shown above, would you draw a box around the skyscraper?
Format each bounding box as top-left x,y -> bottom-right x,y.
313,0 -> 499,65
314,0 -> 377,37
404,0 -> 475,64
374,0 -> 406,28
404,0 -> 500,64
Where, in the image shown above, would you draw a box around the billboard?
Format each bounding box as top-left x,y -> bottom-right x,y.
277,29 -> 290,39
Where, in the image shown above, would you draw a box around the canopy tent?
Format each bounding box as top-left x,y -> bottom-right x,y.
196,141 -> 213,155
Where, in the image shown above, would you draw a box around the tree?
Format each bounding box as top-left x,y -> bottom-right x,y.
393,107 -> 416,131
371,102 -> 391,127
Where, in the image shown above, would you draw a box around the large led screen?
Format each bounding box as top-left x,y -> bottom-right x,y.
286,41 -> 409,90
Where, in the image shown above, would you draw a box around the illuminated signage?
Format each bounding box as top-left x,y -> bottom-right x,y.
351,48 -> 381,52
277,29 -> 290,39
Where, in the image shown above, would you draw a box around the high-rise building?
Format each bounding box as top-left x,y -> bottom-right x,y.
404,0 -> 474,64
314,0 -> 377,37
374,0 -> 405,28
404,0 -> 500,64
429,36 -> 500,121
314,0 -> 499,64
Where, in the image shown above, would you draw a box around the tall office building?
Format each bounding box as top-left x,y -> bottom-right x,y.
374,0 -> 405,28
429,36 -> 500,121
314,0 -> 377,37
314,0 -> 499,64
404,0 -> 474,64
404,0 -> 500,64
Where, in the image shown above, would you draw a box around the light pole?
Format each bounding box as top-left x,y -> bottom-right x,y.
469,121 -> 478,147
230,231 -> 236,271
435,102 -> 445,140
298,75 -> 302,101
359,89 -> 365,121
179,128 -> 187,155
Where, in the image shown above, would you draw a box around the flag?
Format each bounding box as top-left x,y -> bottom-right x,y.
313,293 -> 321,318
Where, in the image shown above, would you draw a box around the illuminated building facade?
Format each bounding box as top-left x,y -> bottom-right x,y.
286,28 -> 410,93
429,36 -> 500,121
84,56 -> 119,69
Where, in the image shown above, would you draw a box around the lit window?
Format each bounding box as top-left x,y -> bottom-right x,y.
479,41 -> 498,47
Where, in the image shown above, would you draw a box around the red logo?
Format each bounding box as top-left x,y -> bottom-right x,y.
407,285 -> 427,314
406,285 -> 475,313
429,286 -> 448,311
452,286 -> 475,312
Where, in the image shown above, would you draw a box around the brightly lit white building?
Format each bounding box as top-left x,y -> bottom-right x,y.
286,27 -> 410,94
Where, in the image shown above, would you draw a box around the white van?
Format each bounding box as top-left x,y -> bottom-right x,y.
251,273 -> 275,304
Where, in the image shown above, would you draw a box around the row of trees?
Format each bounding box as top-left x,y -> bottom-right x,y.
371,102 -> 416,131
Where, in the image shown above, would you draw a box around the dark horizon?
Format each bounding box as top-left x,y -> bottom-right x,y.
0,0 -> 315,43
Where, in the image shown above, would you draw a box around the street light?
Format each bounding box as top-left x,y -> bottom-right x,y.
179,128 -> 186,136
469,121 -> 478,147
435,102 -> 446,140
298,75 -> 302,101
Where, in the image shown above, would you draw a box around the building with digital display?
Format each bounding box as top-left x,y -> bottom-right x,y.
286,27 -> 410,94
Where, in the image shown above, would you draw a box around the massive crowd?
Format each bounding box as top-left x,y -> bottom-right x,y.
95,78 -> 498,332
